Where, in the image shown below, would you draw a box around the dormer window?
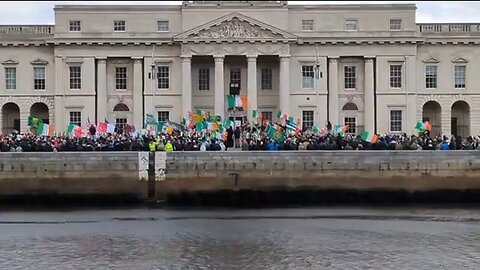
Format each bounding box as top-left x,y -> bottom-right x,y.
114,20 -> 126,32
157,21 -> 169,32
390,19 -> 402,31
69,20 -> 81,32
301,20 -> 314,31
345,19 -> 358,31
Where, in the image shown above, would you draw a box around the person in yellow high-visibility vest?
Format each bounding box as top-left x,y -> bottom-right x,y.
149,140 -> 157,152
165,140 -> 174,152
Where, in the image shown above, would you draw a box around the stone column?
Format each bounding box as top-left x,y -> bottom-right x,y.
181,56 -> 192,119
279,55 -> 290,116
328,57 -> 339,125
96,57 -> 107,123
133,57 -> 143,129
54,56 -> 65,133
364,57 -> 375,133
214,55 -> 225,119
441,108 -> 451,137
247,55 -> 257,123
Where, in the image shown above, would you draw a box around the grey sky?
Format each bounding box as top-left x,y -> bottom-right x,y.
0,1 -> 478,25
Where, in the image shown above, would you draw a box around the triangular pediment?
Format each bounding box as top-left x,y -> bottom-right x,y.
422,57 -> 440,64
174,12 -> 297,41
1,59 -> 18,65
451,57 -> 468,63
30,58 -> 49,65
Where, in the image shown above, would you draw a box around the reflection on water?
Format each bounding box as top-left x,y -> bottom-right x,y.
1,207 -> 480,269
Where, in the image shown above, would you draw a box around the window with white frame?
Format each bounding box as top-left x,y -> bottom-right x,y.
230,68 -> 241,89
5,67 -> 16,90
261,68 -> 272,90
390,110 -> 402,132
158,111 -> 170,122
390,19 -> 402,31
157,21 -> 169,32
115,118 -> 127,133
69,20 -> 81,32
344,117 -> 356,134
115,67 -> 127,90
69,66 -> 81,90
301,20 -> 314,31
390,64 -> 402,88
345,19 -> 358,31
425,65 -> 437,89
454,65 -> 466,89
261,111 -> 273,123
302,65 -> 314,88
33,67 -> 46,90
344,66 -> 356,89
157,66 -> 170,89
198,68 -> 209,91
69,111 -> 82,127
114,20 -> 126,32
302,110 -> 314,131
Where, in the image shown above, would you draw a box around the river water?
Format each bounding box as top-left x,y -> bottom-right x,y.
1,207 -> 479,269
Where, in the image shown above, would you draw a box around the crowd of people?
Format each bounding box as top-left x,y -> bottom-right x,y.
1,122 -> 479,152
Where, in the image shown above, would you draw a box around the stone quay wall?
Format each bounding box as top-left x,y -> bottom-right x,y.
2,151 -> 480,203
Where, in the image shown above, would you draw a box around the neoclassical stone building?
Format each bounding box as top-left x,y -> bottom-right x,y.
0,1 -> 477,137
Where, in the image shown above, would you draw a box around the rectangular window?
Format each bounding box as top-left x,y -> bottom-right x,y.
344,66 -> 356,89
261,68 -> 272,90
345,19 -> 358,31
425,65 -> 437,89
390,110 -> 402,132
69,20 -> 81,32
230,68 -> 241,91
69,111 -> 81,127
158,111 -> 170,122
115,67 -> 127,90
157,66 -> 170,89
344,117 -> 356,134
261,111 -> 273,123
454,65 -> 466,89
69,66 -> 81,90
390,19 -> 402,31
114,20 -> 126,32
157,21 -> 169,32
198,68 -> 210,91
5,67 -> 16,90
33,67 -> 46,90
302,110 -> 314,131
301,20 -> 314,31
390,64 -> 402,88
302,65 -> 314,88
115,118 -> 127,133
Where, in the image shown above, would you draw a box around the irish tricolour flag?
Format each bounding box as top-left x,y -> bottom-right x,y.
360,131 -> 378,143
415,121 -> 432,133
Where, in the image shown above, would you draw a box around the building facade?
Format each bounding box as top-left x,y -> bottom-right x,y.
0,1 -> 477,137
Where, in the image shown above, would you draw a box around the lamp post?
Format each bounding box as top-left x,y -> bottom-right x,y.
314,44 -> 322,128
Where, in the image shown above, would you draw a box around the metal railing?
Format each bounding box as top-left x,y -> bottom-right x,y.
0,25 -> 54,35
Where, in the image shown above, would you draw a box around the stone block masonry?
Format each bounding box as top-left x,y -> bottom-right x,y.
2,151 -> 480,205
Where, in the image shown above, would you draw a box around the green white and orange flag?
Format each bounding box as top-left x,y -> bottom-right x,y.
415,121 -> 432,132
360,131 -> 378,143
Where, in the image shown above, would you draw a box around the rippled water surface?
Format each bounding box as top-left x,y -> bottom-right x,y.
1,207 -> 480,269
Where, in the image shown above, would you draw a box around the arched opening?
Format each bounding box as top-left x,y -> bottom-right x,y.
342,102 -> 358,134
451,101 -> 470,138
30,102 -> 49,124
2,103 -> 20,134
113,103 -> 130,134
422,101 -> 441,136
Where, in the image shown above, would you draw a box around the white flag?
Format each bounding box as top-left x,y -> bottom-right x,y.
107,123 -> 116,133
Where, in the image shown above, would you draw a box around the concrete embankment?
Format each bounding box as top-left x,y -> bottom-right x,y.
2,151 -> 480,206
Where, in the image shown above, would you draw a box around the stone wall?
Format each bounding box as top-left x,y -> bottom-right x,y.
159,151 -> 480,197
2,151 -> 480,203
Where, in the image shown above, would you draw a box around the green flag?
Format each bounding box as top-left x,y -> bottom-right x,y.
253,110 -> 258,119
28,116 -> 33,127
227,95 -> 235,109
181,117 -> 186,126
277,111 -> 282,119
312,125 -> 319,134
67,123 -> 74,134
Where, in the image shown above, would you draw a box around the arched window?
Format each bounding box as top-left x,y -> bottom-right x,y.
113,103 -> 129,111
342,102 -> 358,111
